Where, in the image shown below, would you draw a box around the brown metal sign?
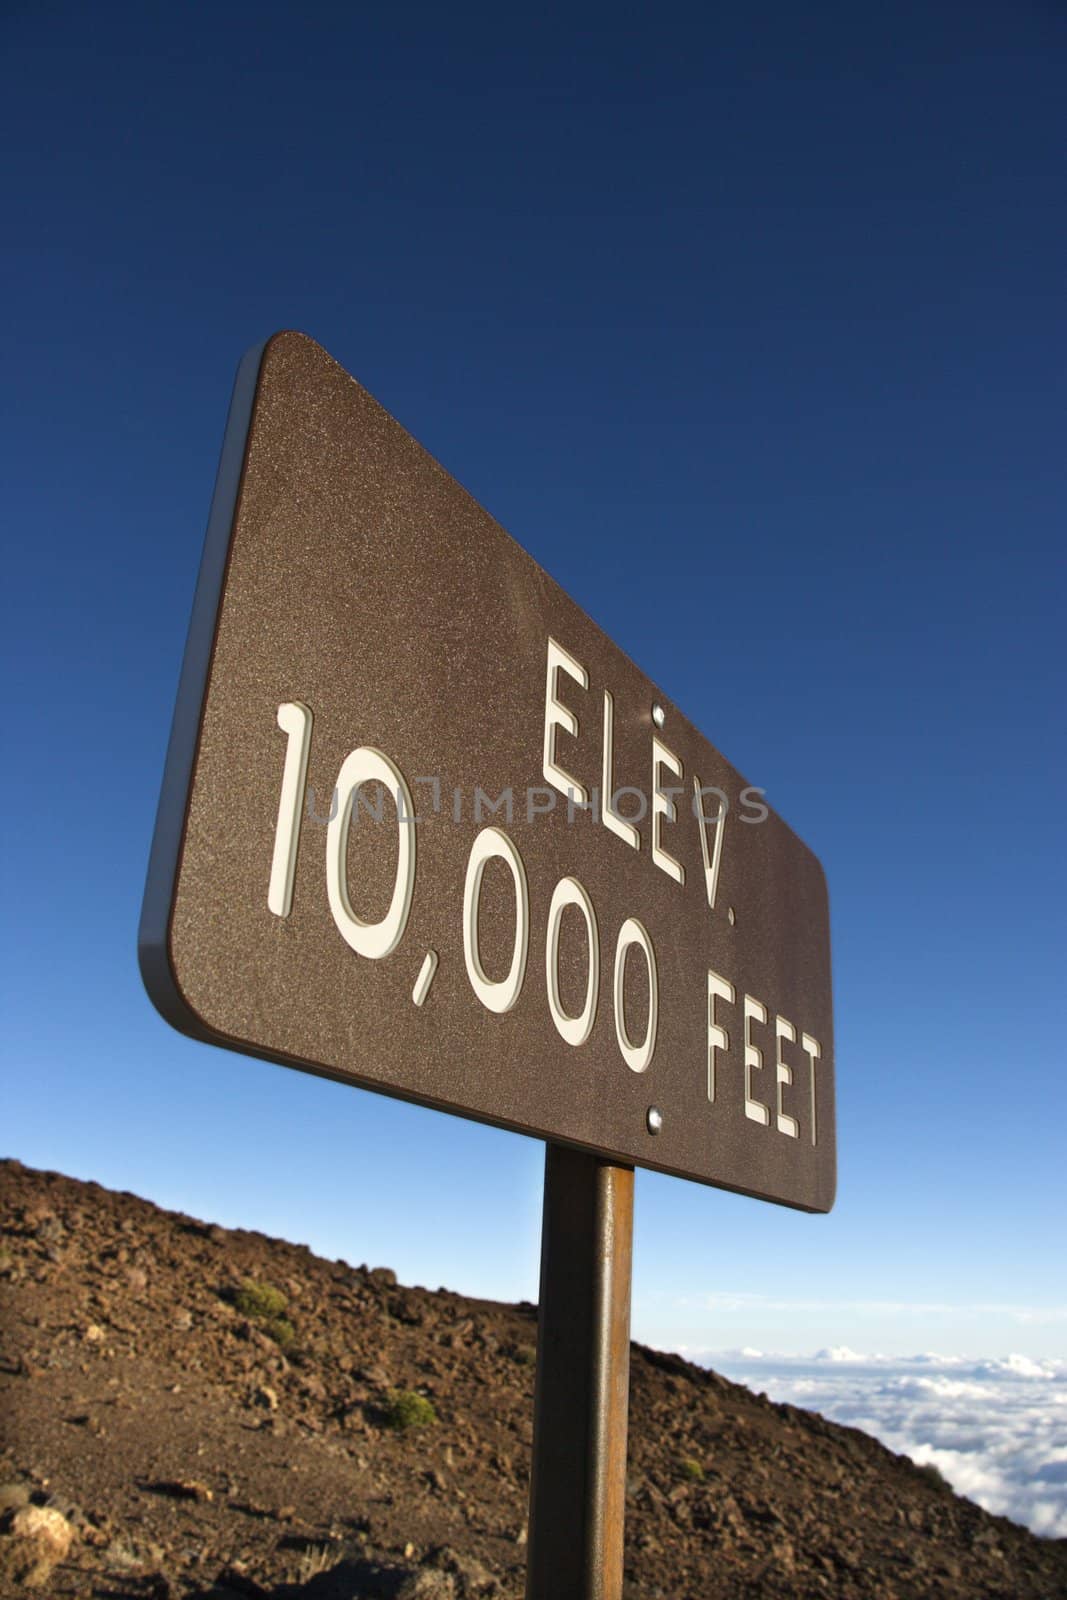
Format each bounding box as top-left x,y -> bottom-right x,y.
140,333 -> 835,1212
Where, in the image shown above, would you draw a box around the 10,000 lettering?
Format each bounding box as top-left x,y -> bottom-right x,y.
268,701 -> 657,1074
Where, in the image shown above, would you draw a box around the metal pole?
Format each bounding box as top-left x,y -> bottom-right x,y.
525,1143 -> 635,1600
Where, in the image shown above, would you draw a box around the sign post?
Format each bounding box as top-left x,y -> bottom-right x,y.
526,1146 -> 633,1600
140,331 -> 836,1594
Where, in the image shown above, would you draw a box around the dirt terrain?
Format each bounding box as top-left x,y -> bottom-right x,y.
1,1158 -> 1064,1599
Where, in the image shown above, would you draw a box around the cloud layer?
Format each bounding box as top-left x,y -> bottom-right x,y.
686,1348 -> 1067,1538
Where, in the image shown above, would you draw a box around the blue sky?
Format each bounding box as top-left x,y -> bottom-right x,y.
2,3 -> 1065,1366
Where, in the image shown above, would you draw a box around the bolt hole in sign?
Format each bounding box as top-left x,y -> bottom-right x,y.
139,333 -> 835,1212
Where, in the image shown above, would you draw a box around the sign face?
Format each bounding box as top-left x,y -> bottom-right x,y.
140,332 -> 835,1212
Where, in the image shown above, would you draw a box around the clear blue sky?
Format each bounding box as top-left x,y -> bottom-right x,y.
3,2 -> 1064,1360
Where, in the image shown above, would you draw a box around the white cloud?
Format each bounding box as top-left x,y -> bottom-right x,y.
679,1347 -> 1067,1539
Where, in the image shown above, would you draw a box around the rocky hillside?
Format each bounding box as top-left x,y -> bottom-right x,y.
1,1159 -> 1063,1599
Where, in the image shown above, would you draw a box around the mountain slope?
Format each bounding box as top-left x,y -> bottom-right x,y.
1,1159 -> 1063,1599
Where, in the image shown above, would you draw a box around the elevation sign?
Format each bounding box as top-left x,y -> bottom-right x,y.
140,333 -> 835,1212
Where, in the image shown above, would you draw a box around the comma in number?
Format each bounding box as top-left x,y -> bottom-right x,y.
412,951 -> 439,1008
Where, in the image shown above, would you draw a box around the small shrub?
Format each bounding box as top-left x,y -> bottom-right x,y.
295,1544 -> 336,1582
916,1461 -> 950,1490
233,1278 -> 296,1348
679,1456 -> 705,1482
234,1279 -> 288,1320
384,1388 -> 437,1431
265,1315 -> 297,1349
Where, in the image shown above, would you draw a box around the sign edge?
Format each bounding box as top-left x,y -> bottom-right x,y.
137,336 -> 273,1040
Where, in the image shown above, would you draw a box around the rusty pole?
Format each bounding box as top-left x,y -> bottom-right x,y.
525,1143 -> 635,1600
